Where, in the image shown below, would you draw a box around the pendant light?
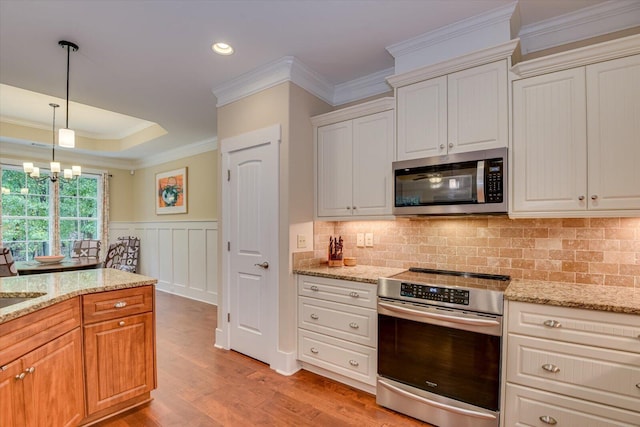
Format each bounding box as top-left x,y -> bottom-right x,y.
58,40 -> 78,148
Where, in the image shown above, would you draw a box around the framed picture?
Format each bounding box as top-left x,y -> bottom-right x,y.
156,167 -> 187,214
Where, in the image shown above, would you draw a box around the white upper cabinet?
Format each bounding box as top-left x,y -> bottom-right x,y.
586,55 -> 640,211
395,60 -> 508,161
313,98 -> 395,219
512,54 -> 640,217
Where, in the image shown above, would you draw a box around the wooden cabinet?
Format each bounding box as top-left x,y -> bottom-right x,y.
511,54 -> 640,217
503,301 -> 640,426
313,98 -> 394,219
82,286 -> 156,417
396,60 -> 508,161
297,275 -> 377,393
0,298 -> 85,427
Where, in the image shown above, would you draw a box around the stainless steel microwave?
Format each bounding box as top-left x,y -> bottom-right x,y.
393,147 -> 507,215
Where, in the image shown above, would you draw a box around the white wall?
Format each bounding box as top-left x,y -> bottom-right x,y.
110,220 -> 218,305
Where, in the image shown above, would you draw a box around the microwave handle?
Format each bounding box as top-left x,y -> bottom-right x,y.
477,160 -> 485,203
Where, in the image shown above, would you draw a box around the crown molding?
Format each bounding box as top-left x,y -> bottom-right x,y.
332,67 -> 394,106
134,137 -> 217,168
518,0 -> 640,55
387,39 -> 519,88
311,97 -> 394,127
511,33 -> 640,78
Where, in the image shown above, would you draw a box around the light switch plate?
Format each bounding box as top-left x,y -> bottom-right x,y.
365,233 -> 373,247
356,233 -> 365,247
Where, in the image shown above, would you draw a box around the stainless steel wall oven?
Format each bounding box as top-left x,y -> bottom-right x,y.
377,268 -> 510,427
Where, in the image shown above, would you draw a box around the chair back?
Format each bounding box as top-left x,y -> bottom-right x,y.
0,247 -> 19,277
117,236 -> 140,273
71,240 -> 102,259
104,242 -> 126,269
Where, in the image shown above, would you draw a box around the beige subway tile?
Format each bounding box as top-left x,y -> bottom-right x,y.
605,228 -> 636,240
419,245 -> 438,254
500,248 -> 523,258
467,256 -> 488,266
467,237 -> 489,247
500,228 -> 524,238
523,269 -> 549,281
562,218 -> 589,228
479,247 -> 500,257
488,257 -> 511,268
535,238 -> 563,250
512,238 -> 536,248
590,218 -> 620,228
535,259 -> 562,271
576,228 -> 605,239
562,239 -> 590,250
549,271 -> 576,283
604,275 -> 634,287
549,249 -> 576,261
523,248 -> 549,260
589,263 -> 619,274
549,228 -> 576,239
512,259 -> 536,270
576,273 -> 604,285
575,251 -> 604,263
589,239 -> 620,251
447,237 -> 468,247
562,261 -> 589,273
603,252 -> 635,264
457,247 -> 478,256
488,237 -> 512,247
620,264 -> 640,276
524,228 -> 549,238
499,268 -> 523,279
478,227 -> 501,238
619,240 -> 640,251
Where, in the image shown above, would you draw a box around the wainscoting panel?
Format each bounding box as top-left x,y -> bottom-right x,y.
109,221 -> 218,305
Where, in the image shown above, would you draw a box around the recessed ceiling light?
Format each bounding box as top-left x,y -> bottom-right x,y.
212,42 -> 234,55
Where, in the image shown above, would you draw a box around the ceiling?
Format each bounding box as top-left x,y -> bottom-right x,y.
0,0 -> 612,162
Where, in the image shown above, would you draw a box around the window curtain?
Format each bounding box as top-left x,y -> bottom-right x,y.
100,172 -> 110,260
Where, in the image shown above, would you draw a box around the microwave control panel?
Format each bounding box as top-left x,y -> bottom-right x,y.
401,282 -> 469,305
485,159 -> 504,203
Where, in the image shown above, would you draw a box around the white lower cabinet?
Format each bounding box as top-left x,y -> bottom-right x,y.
297,275 -> 377,393
504,301 -> 640,426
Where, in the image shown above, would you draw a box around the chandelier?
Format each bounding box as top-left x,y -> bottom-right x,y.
22,103 -> 81,183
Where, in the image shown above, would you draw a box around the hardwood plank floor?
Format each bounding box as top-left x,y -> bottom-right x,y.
95,291 -> 428,427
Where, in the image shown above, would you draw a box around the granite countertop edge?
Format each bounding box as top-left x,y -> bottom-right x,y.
0,269 -> 158,324
294,266 -> 640,315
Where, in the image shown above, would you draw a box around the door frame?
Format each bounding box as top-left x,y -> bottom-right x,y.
216,124 -> 280,369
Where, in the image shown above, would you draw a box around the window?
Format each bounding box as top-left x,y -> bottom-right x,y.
1,165 -> 102,261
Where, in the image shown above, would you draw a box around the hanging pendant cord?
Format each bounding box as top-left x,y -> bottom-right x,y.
65,44 -> 70,130
52,105 -> 56,162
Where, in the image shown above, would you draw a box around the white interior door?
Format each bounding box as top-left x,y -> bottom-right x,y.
222,125 -> 279,365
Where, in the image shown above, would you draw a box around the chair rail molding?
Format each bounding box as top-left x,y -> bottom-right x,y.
109,220 -> 218,305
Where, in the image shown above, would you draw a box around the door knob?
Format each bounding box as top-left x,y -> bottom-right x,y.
254,262 -> 269,269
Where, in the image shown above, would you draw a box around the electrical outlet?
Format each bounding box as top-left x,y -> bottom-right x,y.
365,233 -> 374,247
356,233 -> 365,247
297,234 -> 307,249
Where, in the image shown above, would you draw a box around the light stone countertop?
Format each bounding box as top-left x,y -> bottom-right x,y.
0,268 -> 157,324
294,265 -> 640,315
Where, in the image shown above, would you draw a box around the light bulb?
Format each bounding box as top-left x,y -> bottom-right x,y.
31,167 -> 40,178
23,162 -> 34,173
50,162 -> 61,173
72,165 -> 81,176
64,169 -> 73,179
59,128 -> 75,148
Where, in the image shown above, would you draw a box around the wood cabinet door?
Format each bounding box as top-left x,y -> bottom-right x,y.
512,68 -> 587,214
587,54 -> 640,211
22,328 -> 85,427
84,312 -> 155,415
396,76 -> 447,160
352,110 -> 394,216
448,60 -> 508,154
0,359 -> 26,427
317,120 -> 354,217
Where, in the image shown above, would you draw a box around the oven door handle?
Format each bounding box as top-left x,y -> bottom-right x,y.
378,379 -> 497,421
378,301 -> 500,327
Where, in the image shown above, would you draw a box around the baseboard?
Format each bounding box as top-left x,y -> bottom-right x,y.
272,349 -> 301,376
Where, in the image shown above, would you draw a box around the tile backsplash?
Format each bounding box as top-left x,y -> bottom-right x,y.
300,217 -> 640,287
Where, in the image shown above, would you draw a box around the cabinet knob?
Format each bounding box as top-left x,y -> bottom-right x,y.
352,206 -> 357,210
448,142 -> 454,149
578,195 -> 585,201
543,319 -> 561,328
346,206 -> 351,210
349,291 -> 359,298
542,363 -> 560,373
25,366 -> 35,374
310,313 -> 319,320
15,372 -> 26,380
439,144 -> 445,149
591,195 -> 598,200
348,360 -> 359,367
310,347 -> 319,354
310,285 -> 319,292
119,321 -> 126,326
349,322 -> 359,329
539,415 -> 557,425
114,301 -> 127,308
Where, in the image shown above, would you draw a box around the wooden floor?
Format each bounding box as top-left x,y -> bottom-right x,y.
96,291 -> 428,427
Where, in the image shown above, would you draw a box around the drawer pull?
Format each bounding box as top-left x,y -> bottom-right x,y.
119,321 -> 126,326
114,301 -> 127,308
349,291 -> 359,298
349,360 -> 359,367
542,364 -> 560,373
310,347 -> 319,354
539,415 -> 557,425
543,319 -> 561,328
310,313 -> 319,320
25,366 -> 35,374
349,322 -> 359,329
15,372 -> 26,380
310,285 -> 319,292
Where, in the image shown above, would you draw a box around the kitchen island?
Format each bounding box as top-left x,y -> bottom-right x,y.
1,268 -> 157,426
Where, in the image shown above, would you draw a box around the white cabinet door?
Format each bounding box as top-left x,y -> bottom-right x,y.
587,54 -> 640,211
352,110 -> 394,216
512,68 -> 588,213
448,60 -> 508,154
317,121 -> 353,217
396,76 -> 447,160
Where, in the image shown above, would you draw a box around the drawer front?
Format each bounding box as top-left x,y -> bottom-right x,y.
298,275 -> 376,309
298,296 -> 376,347
505,383 -> 640,427
83,286 -> 154,324
298,329 -> 376,385
0,297 -> 81,366
508,301 -> 640,352
507,334 -> 640,412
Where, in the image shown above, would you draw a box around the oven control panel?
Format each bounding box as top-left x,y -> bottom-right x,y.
400,282 -> 469,305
